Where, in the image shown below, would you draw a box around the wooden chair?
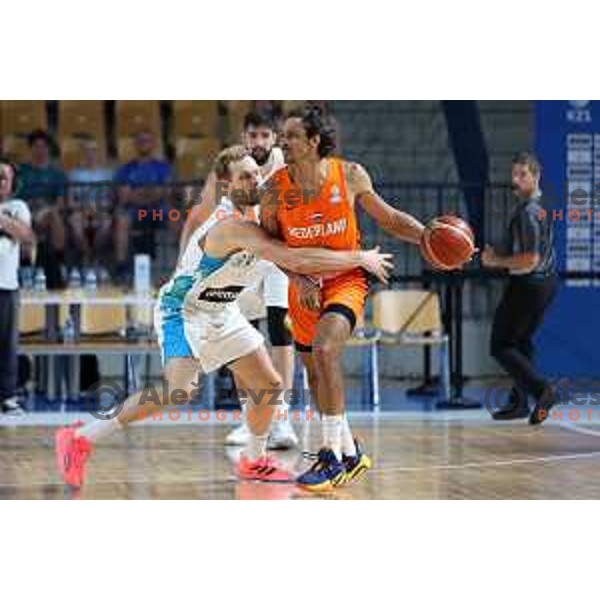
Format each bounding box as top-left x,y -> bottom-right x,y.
129,287 -> 155,335
1,101 -> 47,137
117,135 -> 164,163
58,101 -> 106,139
346,310 -> 382,407
175,137 -> 221,179
223,100 -> 254,143
19,305 -> 46,338
224,100 -> 254,114
2,135 -> 30,163
280,100 -> 305,114
79,304 -> 127,338
79,288 -> 127,338
115,101 -> 161,137
172,101 -> 219,138
371,289 -> 450,404
373,290 -> 445,339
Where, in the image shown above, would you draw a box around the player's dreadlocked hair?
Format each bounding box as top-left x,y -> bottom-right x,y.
288,102 -> 337,158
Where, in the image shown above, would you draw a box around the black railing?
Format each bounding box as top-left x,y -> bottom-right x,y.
28,180 -> 519,318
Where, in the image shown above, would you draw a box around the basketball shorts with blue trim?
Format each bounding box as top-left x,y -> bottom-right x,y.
154,291 -> 264,374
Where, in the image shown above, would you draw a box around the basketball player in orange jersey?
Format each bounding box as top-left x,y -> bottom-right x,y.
260,103 -> 427,491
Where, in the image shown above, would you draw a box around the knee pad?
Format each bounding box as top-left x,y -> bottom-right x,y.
267,306 -> 292,347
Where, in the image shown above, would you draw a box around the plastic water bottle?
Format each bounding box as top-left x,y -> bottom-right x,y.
63,317 -> 75,345
20,266 -> 34,290
33,268 -> 47,292
134,254 -> 151,293
68,267 -> 82,290
84,268 -> 98,292
439,340 -> 451,403
97,267 -> 111,286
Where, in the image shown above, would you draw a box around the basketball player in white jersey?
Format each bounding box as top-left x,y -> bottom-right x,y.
180,110 -> 296,450
54,145 -> 392,489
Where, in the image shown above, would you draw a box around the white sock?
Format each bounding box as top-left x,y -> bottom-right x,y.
76,417 -> 122,442
321,415 -> 343,460
244,433 -> 268,460
341,415 -> 357,457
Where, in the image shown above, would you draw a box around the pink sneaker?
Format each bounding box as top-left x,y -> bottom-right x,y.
236,454 -> 293,482
55,422 -> 93,488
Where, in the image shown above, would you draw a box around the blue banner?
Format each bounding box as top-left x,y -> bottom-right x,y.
536,100 -> 600,377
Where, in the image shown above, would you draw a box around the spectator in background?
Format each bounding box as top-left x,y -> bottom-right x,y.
69,136 -> 113,187
19,130 -> 67,288
68,136 -> 129,276
0,158 -> 35,415
114,130 -> 172,262
19,130 -> 67,210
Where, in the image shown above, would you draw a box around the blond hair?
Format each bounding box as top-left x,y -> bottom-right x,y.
213,145 -> 249,179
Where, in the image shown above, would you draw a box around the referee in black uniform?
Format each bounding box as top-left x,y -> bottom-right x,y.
482,152 -> 559,425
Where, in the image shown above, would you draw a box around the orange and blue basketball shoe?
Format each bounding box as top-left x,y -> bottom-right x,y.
342,439 -> 372,485
296,448 -> 347,492
55,422 -> 93,488
236,454 -> 294,482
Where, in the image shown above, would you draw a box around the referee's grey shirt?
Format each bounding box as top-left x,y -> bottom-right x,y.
504,191 -> 556,278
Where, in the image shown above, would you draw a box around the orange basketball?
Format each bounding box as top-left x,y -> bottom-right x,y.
435,215 -> 475,244
420,215 -> 475,270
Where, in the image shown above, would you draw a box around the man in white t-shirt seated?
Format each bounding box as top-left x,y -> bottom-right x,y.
0,158 -> 35,416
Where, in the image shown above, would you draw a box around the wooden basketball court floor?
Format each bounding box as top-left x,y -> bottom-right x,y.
2,412 -> 600,499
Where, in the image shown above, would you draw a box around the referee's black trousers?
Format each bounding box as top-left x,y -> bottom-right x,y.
490,275 -> 559,400
0,290 -> 19,402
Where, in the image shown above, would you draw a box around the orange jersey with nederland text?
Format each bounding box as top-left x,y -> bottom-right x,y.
272,158 -> 361,252
268,157 -> 368,347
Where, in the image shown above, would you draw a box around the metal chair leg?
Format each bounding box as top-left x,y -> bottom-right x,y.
125,354 -> 138,396
439,338 -> 451,402
371,341 -> 380,409
362,340 -> 380,409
